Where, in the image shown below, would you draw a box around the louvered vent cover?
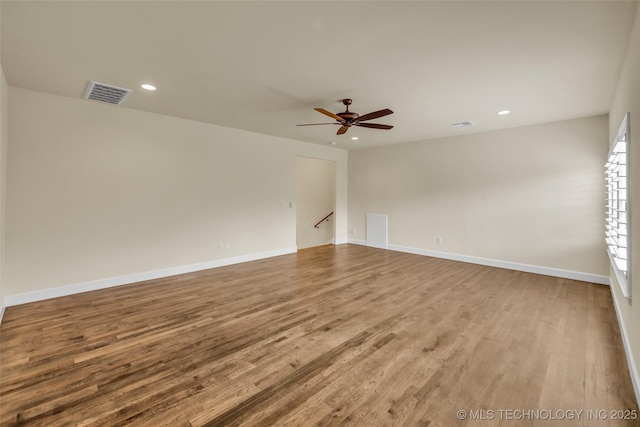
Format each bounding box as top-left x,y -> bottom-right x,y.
83,81 -> 133,106
450,121 -> 475,128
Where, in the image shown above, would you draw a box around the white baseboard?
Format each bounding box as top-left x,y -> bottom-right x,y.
334,237 -> 349,245
0,302 -> 5,326
2,247 -> 297,311
610,283 -> 640,409
347,239 -> 609,285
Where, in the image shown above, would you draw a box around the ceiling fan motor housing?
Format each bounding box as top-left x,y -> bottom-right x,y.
338,112 -> 359,122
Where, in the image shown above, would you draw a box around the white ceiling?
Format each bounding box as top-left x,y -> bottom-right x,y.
1,1 -> 637,150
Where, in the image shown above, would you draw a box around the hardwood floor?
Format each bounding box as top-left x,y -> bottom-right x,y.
0,244 -> 637,426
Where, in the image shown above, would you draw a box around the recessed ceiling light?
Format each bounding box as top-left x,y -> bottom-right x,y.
141,84 -> 156,91
497,110 -> 510,115
351,137 -> 359,140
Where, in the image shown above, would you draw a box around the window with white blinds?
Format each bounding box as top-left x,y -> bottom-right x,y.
605,112 -> 631,299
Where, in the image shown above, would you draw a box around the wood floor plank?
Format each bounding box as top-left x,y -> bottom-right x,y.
0,244 -> 637,426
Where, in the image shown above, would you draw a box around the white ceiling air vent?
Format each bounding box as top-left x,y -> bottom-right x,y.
83,80 -> 133,106
450,121 -> 475,128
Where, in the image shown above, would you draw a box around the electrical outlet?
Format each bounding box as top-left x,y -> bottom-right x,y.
436,237 -> 443,245
225,241 -> 230,249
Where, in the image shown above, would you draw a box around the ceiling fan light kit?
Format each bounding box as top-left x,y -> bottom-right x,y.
297,99 -> 394,136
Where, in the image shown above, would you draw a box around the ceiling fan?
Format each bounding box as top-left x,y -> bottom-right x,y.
297,99 -> 394,135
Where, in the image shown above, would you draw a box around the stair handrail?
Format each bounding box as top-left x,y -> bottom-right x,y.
314,211 -> 334,228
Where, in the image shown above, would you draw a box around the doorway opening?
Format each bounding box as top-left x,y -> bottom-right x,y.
296,157 -> 336,249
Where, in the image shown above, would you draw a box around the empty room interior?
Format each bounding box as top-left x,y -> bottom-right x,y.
1,1 -> 640,426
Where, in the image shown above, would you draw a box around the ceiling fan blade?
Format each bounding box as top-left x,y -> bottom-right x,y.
337,125 -> 349,135
356,108 -> 394,122
315,108 -> 344,122
357,123 -> 394,130
296,123 -> 339,126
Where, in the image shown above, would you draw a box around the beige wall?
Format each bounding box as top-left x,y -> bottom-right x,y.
296,157 -> 336,249
0,66 -> 7,307
5,87 -> 347,296
609,1 -> 640,397
0,2 -> 6,309
349,115 -> 609,276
